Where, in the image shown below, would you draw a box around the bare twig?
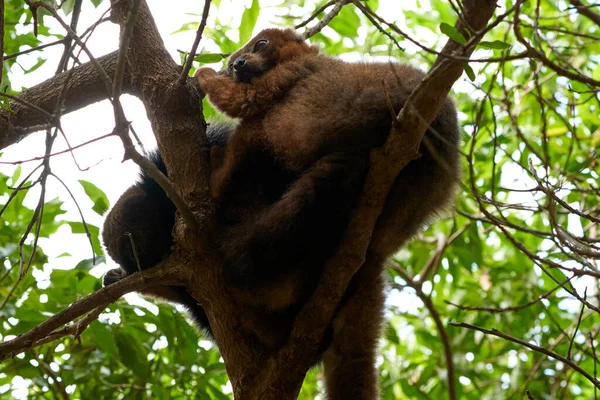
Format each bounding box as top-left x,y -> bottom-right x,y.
301,0 -> 350,39
178,0 -> 212,85
50,172 -> 96,264
394,266 -> 456,400
0,132 -> 115,165
451,321 -> 600,389
56,0 -> 83,74
514,2 -> 600,87
445,275 -> 574,313
4,39 -> 65,60
568,288 -> 587,359
295,1 -> 334,29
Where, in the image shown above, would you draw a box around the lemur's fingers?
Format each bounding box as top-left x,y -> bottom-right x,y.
103,268 -> 127,286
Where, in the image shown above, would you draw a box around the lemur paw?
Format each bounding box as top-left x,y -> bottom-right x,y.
103,268 -> 127,286
194,68 -> 218,88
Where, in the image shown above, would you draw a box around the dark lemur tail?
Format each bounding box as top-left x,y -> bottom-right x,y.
102,121 -> 234,333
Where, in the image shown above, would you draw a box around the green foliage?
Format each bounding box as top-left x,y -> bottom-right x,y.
78,180 -> 109,216
1,0 -> 599,399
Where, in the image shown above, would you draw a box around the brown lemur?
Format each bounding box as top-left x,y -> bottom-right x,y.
103,28 -> 460,399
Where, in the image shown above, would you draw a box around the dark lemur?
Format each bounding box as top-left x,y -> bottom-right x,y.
104,28 -> 460,399
102,123 -> 233,332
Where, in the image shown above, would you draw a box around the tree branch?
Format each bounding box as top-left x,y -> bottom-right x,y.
569,0 -> 600,27
0,261 -> 186,361
109,0 -> 212,220
301,0 -> 350,39
451,321 -> 600,389
0,51 -> 128,151
178,0 -> 212,85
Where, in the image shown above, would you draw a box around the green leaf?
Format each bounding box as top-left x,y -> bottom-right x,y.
75,255 -> 105,270
328,6 -> 361,38
61,0 -> 75,15
239,0 -> 260,44
478,40 -> 511,50
78,180 -> 110,216
464,63 -> 475,81
10,165 -> 21,186
439,22 -> 466,45
194,53 -> 226,64
68,221 -> 103,256
116,331 -> 150,378
88,321 -> 120,357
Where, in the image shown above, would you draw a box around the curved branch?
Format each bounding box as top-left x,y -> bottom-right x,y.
0,51 -> 129,151
568,0 -> 600,27
451,321 -> 600,390
0,261 -> 186,361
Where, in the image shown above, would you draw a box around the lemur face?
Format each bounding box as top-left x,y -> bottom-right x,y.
223,28 -> 314,83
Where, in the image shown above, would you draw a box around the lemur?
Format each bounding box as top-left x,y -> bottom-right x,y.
103,28 -> 460,399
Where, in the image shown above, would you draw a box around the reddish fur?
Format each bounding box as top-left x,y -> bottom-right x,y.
196,28 -> 461,399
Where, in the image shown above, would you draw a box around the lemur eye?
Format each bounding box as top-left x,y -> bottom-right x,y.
228,63 -> 233,72
252,39 -> 268,53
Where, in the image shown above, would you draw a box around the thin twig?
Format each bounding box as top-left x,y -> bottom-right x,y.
0,92 -> 54,119
178,0 -> 212,85
301,0 -> 350,39
568,0 -> 600,27
445,275 -> 574,313
394,263 -> 456,400
0,133 -> 116,165
56,0 -> 82,74
451,321 -> 600,389
295,1 -> 334,29
568,288 -> 587,359
4,39 -> 65,60
50,172 -> 96,264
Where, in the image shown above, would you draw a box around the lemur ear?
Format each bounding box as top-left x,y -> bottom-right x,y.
309,45 -> 320,54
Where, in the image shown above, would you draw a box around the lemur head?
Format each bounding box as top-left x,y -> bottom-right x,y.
223,29 -> 318,83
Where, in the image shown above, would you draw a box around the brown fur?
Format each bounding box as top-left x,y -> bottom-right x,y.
195,28 -> 460,399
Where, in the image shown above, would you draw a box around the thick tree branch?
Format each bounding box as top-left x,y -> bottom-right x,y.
110,0 -> 212,221
0,51 -> 128,150
569,0 -> 600,27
